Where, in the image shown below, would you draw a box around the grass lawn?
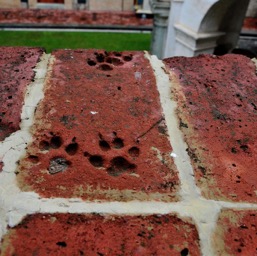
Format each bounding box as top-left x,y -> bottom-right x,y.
0,31 -> 151,53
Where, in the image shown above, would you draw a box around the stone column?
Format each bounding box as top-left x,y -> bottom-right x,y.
28,0 -> 37,9
65,0 -> 73,9
143,0 -> 151,12
150,0 -> 171,59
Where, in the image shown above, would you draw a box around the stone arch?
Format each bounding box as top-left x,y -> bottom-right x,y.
199,0 -> 235,33
164,0 -> 250,57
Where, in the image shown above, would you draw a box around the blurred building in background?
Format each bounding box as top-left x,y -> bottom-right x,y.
0,0 -> 151,11
0,0 -> 256,58
0,0 -> 137,11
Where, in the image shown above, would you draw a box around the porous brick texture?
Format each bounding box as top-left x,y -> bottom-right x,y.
0,47 -> 43,141
164,54 -> 257,203
0,47 -> 257,255
213,209 -> 257,255
0,213 -> 200,255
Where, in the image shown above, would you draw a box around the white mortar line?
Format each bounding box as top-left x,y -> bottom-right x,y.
145,53 -> 201,201
145,53 -> 220,256
0,53 -> 51,239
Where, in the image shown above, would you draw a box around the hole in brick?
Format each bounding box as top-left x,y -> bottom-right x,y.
232,163 -> 237,167
98,64 -> 113,71
158,122 -> 167,135
96,53 -> 105,63
106,57 -> 123,66
240,145 -> 249,152
117,86 -> 121,90
28,155 -> 39,164
49,157 -> 70,174
107,156 -> 136,176
83,151 -> 90,157
8,96 -> 12,99
50,136 -> 62,149
231,147 -> 237,154
112,138 -> 124,149
123,55 -> 132,62
180,248 -> 189,256
65,143 -> 78,155
56,241 -> 67,247
39,140 -> 50,151
79,250 -> 85,255
87,59 -> 96,66
128,147 -> 140,157
99,140 -> 111,151
89,155 -> 104,168
114,52 -> 122,57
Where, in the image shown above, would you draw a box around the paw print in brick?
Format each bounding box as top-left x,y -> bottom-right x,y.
26,133 -> 78,175
84,132 -> 140,177
87,51 -> 133,71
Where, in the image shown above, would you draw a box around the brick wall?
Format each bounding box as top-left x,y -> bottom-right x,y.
0,8 -> 152,27
0,47 -> 257,255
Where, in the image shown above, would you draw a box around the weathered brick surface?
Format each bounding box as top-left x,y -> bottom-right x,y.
0,213 -> 200,256
164,54 -> 257,203
0,47 -> 44,141
0,9 -> 152,27
2,47 -> 257,255
213,209 -> 257,255
17,50 -> 179,201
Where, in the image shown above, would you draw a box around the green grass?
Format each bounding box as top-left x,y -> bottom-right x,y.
0,31 -> 151,53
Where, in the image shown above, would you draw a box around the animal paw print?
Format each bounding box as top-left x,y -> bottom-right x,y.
28,133 -> 78,175
87,51 -> 133,71
84,132 -> 140,177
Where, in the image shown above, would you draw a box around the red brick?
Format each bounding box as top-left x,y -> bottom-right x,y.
0,9 -> 152,27
17,50 -> 179,201
213,209 -> 257,255
0,47 -> 44,141
243,17 -> 257,31
0,213 -> 200,256
164,54 -> 257,202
